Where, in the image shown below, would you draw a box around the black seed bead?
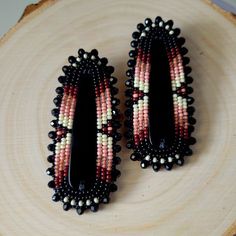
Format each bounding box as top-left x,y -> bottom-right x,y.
102,197 -> 110,204
113,121 -> 121,129
114,157 -> 121,165
76,207 -> 84,215
131,40 -> 138,48
68,56 -> 76,64
111,87 -> 118,95
126,141 -> 133,149
106,66 -> 114,74
112,98 -> 120,106
112,109 -> 120,117
110,77 -> 117,84
112,169 -> 121,179
63,203 -> 70,211
125,108 -> 132,117
125,99 -> 132,107
174,28 -> 181,36
114,145 -> 121,153
144,18 -> 152,26
187,97 -> 194,105
125,89 -> 132,97
180,47 -> 188,55
46,167 -> 54,176
47,144 -> 55,152
62,66 -> 69,73
186,76 -> 193,84
152,163 -> 161,172
50,120 -> 57,128
48,131 -> 56,139
125,79 -> 133,87
55,87 -> 64,94
110,183 -> 118,192
58,76 -> 65,84
155,16 -> 162,24
126,69 -> 134,77
90,204 -> 99,212
166,20 -> 174,28
184,66 -> 192,75
124,120 -> 132,127
125,131 -> 132,139
90,49 -> 98,56
187,106 -> 195,115
114,132 -> 121,141
101,57 -> 108,65
164,163 -> 173,171
47,155 -> 54,163
132,31 -> 140,39
189,117 -> 196,125
137,23 -> 145,31
177,37 -> 185,46
78,48 -> 85,56
176,157 -> 184,166
127,59 -> 135,67
188,137 -> 196,145
129,50 -> 137,58
185,148 -> 193,156
140,160 -> 149,169
183,57 -> 190,65
187,87 -> 193,94
188,125 -> 195,133
52,193 -> 60,202
51,108 -> 59,117
48,180 -> 55,188
53,97 -> 61,107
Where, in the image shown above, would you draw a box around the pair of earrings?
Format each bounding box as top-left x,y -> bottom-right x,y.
46,16 -> 196,215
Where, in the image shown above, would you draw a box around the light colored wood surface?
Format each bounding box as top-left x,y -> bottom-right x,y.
0,0 -> 236,235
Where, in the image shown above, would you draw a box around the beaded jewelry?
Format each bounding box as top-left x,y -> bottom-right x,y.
125,17 -> 196,171
47,49 -> 121,215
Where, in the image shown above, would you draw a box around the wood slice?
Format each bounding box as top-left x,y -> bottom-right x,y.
0,0 -> 236,235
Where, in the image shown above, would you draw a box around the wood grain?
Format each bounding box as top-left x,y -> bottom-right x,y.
0,0 -> 236,235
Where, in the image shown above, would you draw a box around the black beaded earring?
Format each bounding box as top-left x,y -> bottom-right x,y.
47,49 -> 121,215
125,16 -> 196,171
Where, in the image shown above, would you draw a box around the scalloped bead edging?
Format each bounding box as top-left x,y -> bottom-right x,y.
47,49 -> 121,215
124,16 -> 196,172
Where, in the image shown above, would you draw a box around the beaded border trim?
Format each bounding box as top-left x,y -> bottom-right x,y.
125,16 -> 196,171
47,49 -> 121,215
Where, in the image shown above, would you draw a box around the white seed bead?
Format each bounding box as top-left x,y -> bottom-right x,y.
160,158 -> 165,164
145,27 -> 150,31
76,57 -> 81,62
86,199 -> 91,206
94,197 -> 99,204
169,30 -> 174,35
70,199 -> 76,206
72,63 -> 77,67
141,32 -> 146,37
63,196 -> 69,203
151,23 -> 156,27
78,200 -> 84,207
175,154 -> 180,159
83,53 -> 88,59
145,155 -> 151,161
97,60 -> 101,65
91,55 -> 96,60
168,157 -> 173,162
159,21 -> 164,27
165,25 -> 170,30
152,157 -> 158,163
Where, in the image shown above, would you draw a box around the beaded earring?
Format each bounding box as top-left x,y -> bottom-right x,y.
47,49 -> 121,215
125,16 -> 196,171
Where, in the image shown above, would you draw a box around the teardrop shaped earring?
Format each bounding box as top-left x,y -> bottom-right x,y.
47,49 -> 121,215
125,16 -> 196,171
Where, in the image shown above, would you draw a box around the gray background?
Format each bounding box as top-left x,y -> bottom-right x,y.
0,0 -> 37,37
